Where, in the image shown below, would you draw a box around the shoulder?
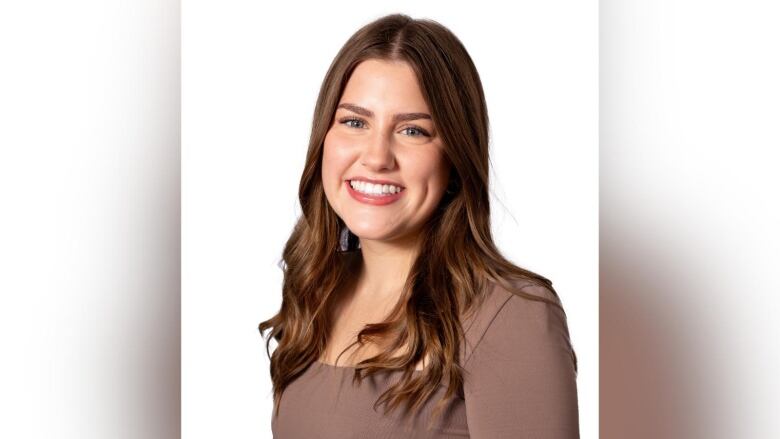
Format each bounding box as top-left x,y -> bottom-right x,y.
459,277 -> 581,436
459,276 -> 575,371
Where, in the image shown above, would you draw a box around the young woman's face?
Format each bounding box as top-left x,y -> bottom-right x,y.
322,59 -> 451,245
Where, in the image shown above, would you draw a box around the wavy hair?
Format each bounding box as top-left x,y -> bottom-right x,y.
258,13 -> 578,430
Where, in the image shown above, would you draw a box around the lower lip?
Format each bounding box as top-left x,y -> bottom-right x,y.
345,180 -> 405,205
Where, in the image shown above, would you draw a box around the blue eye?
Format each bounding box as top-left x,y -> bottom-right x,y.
340,117 -> 366,129
402,126 -> 430,137
338,116 -> 431,138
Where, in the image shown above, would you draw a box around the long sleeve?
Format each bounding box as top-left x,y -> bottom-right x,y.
463,284 -> 580,438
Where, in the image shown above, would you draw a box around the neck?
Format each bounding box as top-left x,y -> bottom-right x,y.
353,232 -> 422,303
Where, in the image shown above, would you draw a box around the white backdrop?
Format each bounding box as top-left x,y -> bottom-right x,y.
183,2 -> 597,438
1,1 -> 180,438
4,0 -> 779,438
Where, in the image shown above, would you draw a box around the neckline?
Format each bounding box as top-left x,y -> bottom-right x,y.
315,359 -> 425,373
315,359 -> 353,370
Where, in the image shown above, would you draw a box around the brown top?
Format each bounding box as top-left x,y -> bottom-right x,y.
270,279 -> 580,438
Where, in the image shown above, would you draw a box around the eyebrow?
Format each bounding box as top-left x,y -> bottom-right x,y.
337,103 -> 432,123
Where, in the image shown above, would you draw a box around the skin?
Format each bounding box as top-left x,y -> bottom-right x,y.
320,59 -> 451,366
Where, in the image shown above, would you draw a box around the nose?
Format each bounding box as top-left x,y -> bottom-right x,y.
360,129 -> 396,171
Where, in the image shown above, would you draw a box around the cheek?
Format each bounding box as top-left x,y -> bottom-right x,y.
321,137 -> 334,179
321,130 -> 351,185
412,149 -> 450,194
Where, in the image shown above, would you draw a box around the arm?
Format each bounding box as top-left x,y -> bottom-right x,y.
463,288 -> 580,438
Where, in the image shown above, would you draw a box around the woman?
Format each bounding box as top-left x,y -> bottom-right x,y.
258,13 -> 580,438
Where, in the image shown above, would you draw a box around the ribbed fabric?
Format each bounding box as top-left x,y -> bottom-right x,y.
271,279 -> 580,438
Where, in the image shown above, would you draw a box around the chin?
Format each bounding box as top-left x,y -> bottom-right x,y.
345,229 -> 382,240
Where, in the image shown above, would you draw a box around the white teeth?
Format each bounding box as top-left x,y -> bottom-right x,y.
349,180 -> 402,196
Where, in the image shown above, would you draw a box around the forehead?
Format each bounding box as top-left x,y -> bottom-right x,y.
339,59 -> 429,113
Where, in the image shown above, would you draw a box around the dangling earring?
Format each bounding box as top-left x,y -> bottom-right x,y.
338,224 -> 360,252
339,225 -> 350,252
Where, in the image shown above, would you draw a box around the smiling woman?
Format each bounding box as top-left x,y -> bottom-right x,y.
323,59 -> 451,232
258,13 -> 580,438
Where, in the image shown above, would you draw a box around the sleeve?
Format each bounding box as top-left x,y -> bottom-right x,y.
463,288 -> 580,438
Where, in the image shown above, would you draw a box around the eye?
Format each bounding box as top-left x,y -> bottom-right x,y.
401,126 -> 431,137
338,117 -> 366,129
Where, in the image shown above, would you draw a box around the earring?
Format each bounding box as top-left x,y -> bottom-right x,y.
339,225 -> 350,252
338,224 -> 360,252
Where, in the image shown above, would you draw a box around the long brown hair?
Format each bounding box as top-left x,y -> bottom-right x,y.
258,13 -> 577,430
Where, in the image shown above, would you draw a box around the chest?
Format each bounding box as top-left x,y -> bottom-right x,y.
321,293 -> 428,370
320,294 -> 396,365
270,362 -> 469,438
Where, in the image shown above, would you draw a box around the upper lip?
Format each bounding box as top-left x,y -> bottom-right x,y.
346,176 -> 405,189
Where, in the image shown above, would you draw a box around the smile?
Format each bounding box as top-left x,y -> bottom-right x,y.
345,180 -> 405,205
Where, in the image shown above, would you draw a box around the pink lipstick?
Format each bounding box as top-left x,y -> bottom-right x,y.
345,179 -> 405,206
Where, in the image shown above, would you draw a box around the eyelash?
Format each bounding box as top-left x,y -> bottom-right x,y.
338,117 -> 431,138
